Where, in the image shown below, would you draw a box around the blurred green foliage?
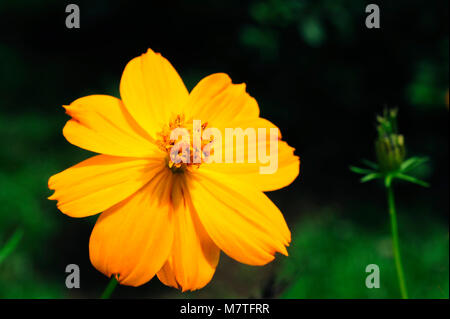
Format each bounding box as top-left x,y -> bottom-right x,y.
277,211 -> 448,298
242,0 -> 448,109
0,114 -> 63,298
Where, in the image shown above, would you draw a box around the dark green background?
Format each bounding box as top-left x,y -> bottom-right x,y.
0,0 -> 448,298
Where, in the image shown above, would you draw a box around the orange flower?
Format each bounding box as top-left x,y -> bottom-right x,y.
48,49 -> 300,291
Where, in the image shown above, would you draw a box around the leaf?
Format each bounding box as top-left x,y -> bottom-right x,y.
0,228 -> 24,265
385,174 -> 393,187
349,166 -> 375,175
400,156 -> 428,173
361,159 -> 379,170
395,173 -> 430,188
360,173 -> 383,183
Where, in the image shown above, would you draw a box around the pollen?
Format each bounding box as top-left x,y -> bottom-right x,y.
156,114 -> 213,172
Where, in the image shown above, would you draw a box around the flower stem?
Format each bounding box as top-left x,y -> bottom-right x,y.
386,182 -> 408,299
101,276 -> 118,299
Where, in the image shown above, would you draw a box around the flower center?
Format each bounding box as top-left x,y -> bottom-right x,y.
156,114 -> 212,172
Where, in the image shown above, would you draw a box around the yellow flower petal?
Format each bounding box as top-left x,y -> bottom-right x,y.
120,48 -> 189,137
187,169 -> 291,266
204,117 -> 300,191
89,168 -> 174,287
186,73 -> 259,128
63,95 -> 161,157
157,175 -> 220,291
48,155 -> 164,217
207,143 -> 299,192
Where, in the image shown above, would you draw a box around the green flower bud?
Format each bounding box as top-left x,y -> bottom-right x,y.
375,108 -> 406,172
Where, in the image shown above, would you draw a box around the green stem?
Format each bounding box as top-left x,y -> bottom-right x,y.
0,228 -> 24,265
101,276 -> 118,299
386,182 -> 408,299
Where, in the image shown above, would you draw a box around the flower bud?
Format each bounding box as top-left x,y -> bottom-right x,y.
375,108 -> 406,172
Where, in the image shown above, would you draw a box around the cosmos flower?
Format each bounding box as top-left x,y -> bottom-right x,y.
48,49 -> 300,291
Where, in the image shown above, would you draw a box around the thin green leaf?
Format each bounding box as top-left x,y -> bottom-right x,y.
361,159 -> 379,170
0,228 -> 24,265
400,156 -> 428,172
360,173 -> 383,183
385,174 -> 393,187
349,166 -> 375,175
400,157 -> 419,170
395,173 -> 430,188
